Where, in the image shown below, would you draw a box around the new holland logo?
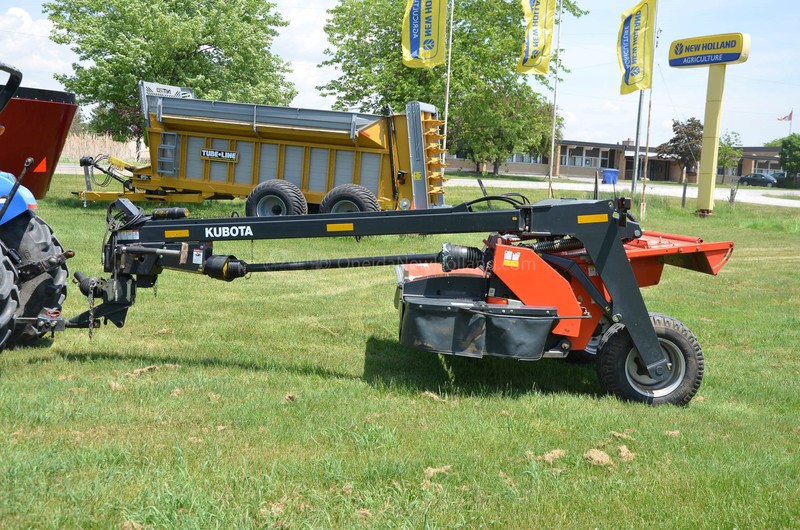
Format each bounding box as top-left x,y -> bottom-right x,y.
205,225 -> 254,238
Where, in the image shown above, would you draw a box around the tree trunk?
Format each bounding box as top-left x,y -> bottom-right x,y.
136,135 -> 143,162
493,160 -> 501,176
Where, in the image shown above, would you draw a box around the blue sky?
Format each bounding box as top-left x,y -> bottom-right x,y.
1,0 -> 796,147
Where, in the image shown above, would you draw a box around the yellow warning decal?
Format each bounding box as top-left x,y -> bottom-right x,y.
165,229 -> 190,238
502,249 -> 521,268
577,214 -> 609,224
326,223 -> 354,233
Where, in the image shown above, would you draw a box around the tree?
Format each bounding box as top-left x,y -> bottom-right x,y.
67,109 -> 86,136
778,134 -> 800,176
764,137 -> 787,148
318,0 -> 582,170
45,0 -> 296,144
450,86 -> 557,175
657,117 -> 703,173
717,130 -> 742,184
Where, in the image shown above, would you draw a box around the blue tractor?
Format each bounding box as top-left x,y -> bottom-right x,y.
0,62 -> 69,349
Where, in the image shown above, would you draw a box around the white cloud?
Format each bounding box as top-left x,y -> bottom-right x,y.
273,0 -> 338,109
0,6 -> 76,89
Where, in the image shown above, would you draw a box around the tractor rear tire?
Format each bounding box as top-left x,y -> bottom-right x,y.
319,184 -> 380,214
0,245 -> 20,350
246,180 -> 308,217
0,211 -> 68,346
596,313 -> 704,406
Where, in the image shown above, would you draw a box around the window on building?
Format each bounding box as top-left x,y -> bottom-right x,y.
601,150 -> 612,168
568,146 -> 584,167
583,147 -> 601,168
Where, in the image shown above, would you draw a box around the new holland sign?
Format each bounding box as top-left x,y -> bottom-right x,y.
669,33 -> 750,68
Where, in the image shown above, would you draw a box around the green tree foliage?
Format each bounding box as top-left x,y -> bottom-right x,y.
318,0 -> 583,169
778,133 -> 800,176
717,130 -> 742,184
657,117 -> 703,172
764,137 -> 787,148
450,87 -> 558,174
45,0 -> 297,142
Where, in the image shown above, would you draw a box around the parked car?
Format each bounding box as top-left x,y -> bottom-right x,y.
738,173 -> 777,187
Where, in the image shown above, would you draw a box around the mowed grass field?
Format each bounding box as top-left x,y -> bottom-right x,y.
1,173 -> 799,528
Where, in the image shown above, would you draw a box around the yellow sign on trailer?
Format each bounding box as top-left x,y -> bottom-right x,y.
668,33 -> 751,214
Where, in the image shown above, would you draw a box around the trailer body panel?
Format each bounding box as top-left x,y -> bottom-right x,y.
81,83 -> 446,210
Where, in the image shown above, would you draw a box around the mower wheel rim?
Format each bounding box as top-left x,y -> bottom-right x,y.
624,338 -> 686,398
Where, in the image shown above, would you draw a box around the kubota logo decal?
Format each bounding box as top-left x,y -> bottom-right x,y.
205,226 -> 254,238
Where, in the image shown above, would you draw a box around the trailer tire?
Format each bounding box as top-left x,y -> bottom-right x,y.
0,245 -> 20,350
246,180 -> 308,217
320,184 -> 380,214
596,313 -> 704,405
0,211 -> 68,346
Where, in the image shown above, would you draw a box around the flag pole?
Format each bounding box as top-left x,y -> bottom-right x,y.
441,0 -> 456,158
631,90 -> 644,194
640,89 -> 653,220
546,0 -> 564,199
639,5 -> 659,220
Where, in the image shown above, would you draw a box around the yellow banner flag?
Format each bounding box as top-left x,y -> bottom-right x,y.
617,0 -> 656,94
402,0 -> 447,68
517,0 -> 557,75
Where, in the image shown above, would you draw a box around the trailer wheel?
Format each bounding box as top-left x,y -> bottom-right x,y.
596,313 -> 704,405
320,184 -> 380,214
0,245 -> 20,350
0,211 -> 68,346
246,180 -> 308,217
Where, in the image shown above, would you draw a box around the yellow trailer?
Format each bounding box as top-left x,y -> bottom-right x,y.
80,82 -> 446,215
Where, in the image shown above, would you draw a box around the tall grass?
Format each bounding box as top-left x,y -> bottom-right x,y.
60,133 -> 144,164
1,174 -> 798,528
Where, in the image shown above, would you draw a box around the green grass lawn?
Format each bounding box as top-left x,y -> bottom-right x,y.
1,174 -> 799,528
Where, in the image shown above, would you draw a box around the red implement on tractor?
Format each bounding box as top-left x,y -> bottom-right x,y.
0,60 -> 734,405
53,195 -> 731,405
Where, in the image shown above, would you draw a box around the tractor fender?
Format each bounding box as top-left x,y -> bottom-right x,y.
0,171 -> 37,226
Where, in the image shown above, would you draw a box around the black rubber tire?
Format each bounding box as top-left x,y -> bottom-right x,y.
0,244 -> 20,351
596,313 -> 704,405
0,211 -> 68,346
245,180 -> 308,217
319,184 -> 380,214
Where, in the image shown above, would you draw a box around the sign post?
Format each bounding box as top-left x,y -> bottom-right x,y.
668,32 -> 750,214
